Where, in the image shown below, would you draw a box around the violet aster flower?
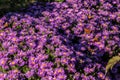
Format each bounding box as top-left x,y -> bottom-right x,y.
0,72 -> 7,80
97,72 -> 105,79
41,76 -> 53,80
73,72 -> 80,80
6,69 -> 20,80
45,68 -> 54,76
37,69 -> 46,77
60,57 -> 68,65
57,74 -> 67,80
54,68 -> 65,76
28,57 -> 36,68
88,75 -> 95,80
67,63 -> 76,73
9,60 -> 17,66
27,41 -> 36,48
8,45 -> 17,54
84,67 -> 92,75
81,74 -> 88,80
2,41 -> 11,49
0,0 -> 120,79
0,31 -> 6,40
17,58 -> 25,66
25,70 -> 34,78
0,58 -> 8,67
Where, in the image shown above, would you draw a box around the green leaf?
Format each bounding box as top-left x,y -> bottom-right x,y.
11,66 -> 17,70
48,33 -> 52,38
16,25 -> 21,28
0,66 -> 7,73
46,48 -> 51,54
106,56 -> 120,74
55,0 -> 64,2
20,65 -> 30,73
23,57 -> 28,61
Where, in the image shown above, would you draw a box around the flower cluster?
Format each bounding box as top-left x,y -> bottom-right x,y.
0,0 -> 120,80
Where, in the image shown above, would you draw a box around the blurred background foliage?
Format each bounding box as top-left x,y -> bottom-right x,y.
0,0 -> 65,17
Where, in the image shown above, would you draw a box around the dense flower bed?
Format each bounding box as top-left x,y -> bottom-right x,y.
0,0 -> 120,80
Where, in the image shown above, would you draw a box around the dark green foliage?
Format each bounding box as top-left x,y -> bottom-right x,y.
0,0 -> 65,17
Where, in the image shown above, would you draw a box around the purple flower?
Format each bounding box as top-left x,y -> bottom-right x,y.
37,69 -> 46,77
84,67 -> 92,74
46,68 -> 54,76
54,68 -> 65,76
8,45 -> 17,54
0,72 -> 7,80
17,58 -> 25,66
2,41 -> 11,49
0,58 -> 7,67
73,72 -> 80,80
9,60 -> 17,66
0,1 -> 120,79
57,74 -> 67,80
97,72 -> 105,79
81,74 -> 88,80
6,69 -> 20,80
88,75 -> 95,80
25,70 -> 34,78
60,57 -> 68,65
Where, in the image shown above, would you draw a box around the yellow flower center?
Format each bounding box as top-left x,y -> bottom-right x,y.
58,69 -> 62,73
99,73 -> 103,78
13,38 -> 17,41
0,33 -> 3,36
1,60 -> 4,64
11,61 -> 15,65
